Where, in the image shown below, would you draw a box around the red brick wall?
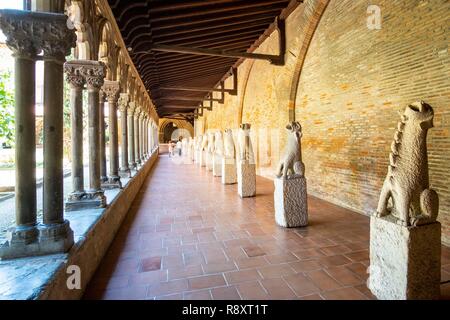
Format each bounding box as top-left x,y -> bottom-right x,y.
295,0 -> 450,244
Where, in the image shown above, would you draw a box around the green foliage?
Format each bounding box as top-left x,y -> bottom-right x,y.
0,70 -> 15,147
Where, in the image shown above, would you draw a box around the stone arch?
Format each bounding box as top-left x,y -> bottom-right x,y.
288,0 -> 330,121
67,0 -> 95,60
97,18 -> 114,80
159,118 -> 194,143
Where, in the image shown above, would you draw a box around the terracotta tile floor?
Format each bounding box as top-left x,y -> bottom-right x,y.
83,154 -> 450,300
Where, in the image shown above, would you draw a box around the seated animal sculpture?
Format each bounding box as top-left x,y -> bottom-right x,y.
207,132 -> 215,154
223,129 -> 235,159
375,101 -> 439,227
276,121 -> 305,178
238,123 -> 254,163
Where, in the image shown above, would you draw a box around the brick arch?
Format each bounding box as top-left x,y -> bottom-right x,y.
288,0 -> 330,121
237,60 -> 256,125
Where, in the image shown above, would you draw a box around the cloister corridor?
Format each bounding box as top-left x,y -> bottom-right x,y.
83,152 -> 450,300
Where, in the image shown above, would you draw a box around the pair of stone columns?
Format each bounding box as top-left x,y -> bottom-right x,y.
0,9 -> 75,259
64,60 -> 108,210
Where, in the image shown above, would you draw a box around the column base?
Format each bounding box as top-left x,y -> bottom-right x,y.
38,220 -> 74,255
237,162 -> 256,198
213,155 -> 222,177
274,176 -> 308,228
129,162 -> 137,170
101,176 -> 122,189
119,167 -> 131,178
65,190 -> 106,211
0,221 -> 74,260
222,159 -> 237,184
368,216 -> 441,300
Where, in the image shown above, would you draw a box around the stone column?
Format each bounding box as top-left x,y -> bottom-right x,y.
134,108 -> 141,167
143,115 -> 148,160
39,13 -> 75,252
64,63 -> 85,211
99,90 -> 108,182
85,61 -> 107,206
139,112 -> 145,163
0,9 -> 76,259
128,101 -> 136,170
118,93 -> 130,178
0,10 -> 39,258
102,81 -> 121,189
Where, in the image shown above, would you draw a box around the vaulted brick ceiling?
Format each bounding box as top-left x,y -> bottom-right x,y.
108,0 -> 301,119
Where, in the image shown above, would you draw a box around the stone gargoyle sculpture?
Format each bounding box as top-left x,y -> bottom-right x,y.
375,101 -> 439,227
224,129 -> 235,159
238,123 -> 254,163
276,121 -> 305,179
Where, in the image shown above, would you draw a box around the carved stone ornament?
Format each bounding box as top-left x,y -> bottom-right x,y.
128,101 -> 136,114
276,121 -> 305,179
0,9 -> 76,60
102,80 -> 120,103
118,93 -> 129,113
64,60 -> 106,90
375,101 -> 439,227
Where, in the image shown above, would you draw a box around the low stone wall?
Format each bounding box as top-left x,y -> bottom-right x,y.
36,150 -> 158,299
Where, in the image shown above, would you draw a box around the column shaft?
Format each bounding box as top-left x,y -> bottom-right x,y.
120,108 -> 129,174
134,112 -> 141,165
128,110 -> 136,169
69,85 -> 84,195
108,99 -> 120,179
88,88 -> 102,192
42,59 -> 64,224
99,93 -> 107,182
15,56 -> 37,230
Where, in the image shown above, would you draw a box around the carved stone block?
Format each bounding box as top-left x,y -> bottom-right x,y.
206,151 -> 213,171
368,216 -> 441,300
274,176 -> 308,228
213,154 -> 222,177
222,158 -> 237,185
237,162 -> 256,198
199,151 -> 206,167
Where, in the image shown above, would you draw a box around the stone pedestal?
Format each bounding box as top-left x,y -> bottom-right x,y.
199,151 -> 205,167
368,216 -> 441,300
237,162 -> 256,198
222,158 -> 237,184
213,154 -> 222,177
274,176 -> 308,227
206,152 -> 213,171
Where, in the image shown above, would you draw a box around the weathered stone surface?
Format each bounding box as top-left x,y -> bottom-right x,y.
206,151 -> 214,171
274,176 -> 308,227
276,121 -> 305,178
199,150 -> 207,167
368,216 -> 441,300
237,162 -> 256,198
376,101 -> 438,227
213,154 -> 222,177
222,159 -> 237,185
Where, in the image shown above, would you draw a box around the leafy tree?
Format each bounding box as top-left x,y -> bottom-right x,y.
0,70 -> 15,147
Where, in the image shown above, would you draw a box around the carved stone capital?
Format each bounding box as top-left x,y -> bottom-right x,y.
118,93 -> 129,113
128,101 -> 136,114
102,80 -> 120,103
64,60 -> 106,90
0,9 -> 75,61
